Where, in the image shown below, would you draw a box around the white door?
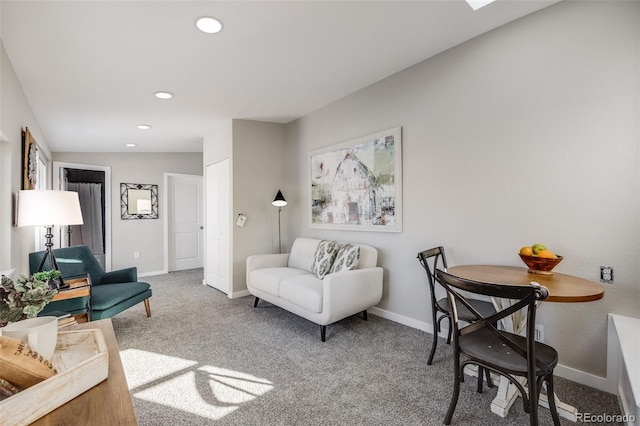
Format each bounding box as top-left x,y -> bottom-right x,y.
205,159 -> 230,294
169,174 -> 204,271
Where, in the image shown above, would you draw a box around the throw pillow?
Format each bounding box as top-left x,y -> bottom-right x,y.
0,336 -> 57,389
330,244 -> 360,273
311,240 -> 338,279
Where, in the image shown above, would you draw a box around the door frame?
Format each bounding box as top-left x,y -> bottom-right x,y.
163,172 -> 204,274
53,161 -> 112,271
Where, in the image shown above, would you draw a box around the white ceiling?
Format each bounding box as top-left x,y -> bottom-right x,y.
1,1 -> 559,153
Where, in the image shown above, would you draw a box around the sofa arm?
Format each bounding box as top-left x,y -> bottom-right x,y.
99,267 -> 138,285
246,254 -> 289,271
323,267 -> 384,323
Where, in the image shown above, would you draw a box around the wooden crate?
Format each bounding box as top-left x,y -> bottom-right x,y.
0,328 -> 109,426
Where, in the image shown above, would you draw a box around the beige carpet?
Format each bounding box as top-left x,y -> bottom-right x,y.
111,269 -> 621,425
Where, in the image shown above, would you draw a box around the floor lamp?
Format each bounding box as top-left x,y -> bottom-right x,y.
17,190 -> 84,289
272,190 -> 287,254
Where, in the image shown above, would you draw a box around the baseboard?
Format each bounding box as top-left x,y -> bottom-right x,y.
369,306 -> 613,394
138,270 -> 166,278
230,289 -> 251,299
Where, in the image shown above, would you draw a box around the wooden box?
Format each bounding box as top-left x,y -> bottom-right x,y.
0,328 -> 109,426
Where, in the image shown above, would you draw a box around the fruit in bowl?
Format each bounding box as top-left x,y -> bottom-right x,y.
518,244 -> 563,275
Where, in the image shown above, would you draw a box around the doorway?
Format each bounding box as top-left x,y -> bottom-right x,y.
164,173 -> 204,272
53,162 -> 111,271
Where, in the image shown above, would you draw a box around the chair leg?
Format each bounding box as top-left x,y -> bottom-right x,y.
545,375 -> 561,426
428,313 -> 440,365
362,310 -> 368,321
320,325 -> 326,342
444,361 -> 462,425
253,297 -> 260,308
485,368 -> 494,388
477,366 -> 484,393
144,298 -> 151,317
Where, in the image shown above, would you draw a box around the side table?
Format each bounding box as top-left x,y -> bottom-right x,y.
52,276 -> 92,321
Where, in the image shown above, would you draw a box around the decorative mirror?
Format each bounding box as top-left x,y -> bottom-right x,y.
120,183 -> 158,219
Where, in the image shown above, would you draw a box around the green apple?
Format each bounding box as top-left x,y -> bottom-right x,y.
532,243 -> 547,255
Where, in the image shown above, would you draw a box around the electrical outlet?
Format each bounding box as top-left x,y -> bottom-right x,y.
134,251 -> 140,259
535,325 -> 544,343
600,266 -> 613,283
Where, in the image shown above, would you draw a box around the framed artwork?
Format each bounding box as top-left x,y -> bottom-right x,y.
120,183 -> 158,219
309,127 -> 402,232
22,128 -> 38,190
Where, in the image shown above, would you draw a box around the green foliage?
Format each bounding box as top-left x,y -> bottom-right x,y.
32,269 -> 63,282
0,275 -> 58,326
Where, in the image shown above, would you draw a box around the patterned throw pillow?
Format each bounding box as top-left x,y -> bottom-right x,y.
311,240 -> 338,279
330,244 -> 360,273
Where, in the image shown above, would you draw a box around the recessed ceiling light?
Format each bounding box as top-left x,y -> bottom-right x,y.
465,0 -> 497,10
154,91 -> 173,100
196,16 -> 223,34
126,143 -> 137,147
137,125 -> 151,130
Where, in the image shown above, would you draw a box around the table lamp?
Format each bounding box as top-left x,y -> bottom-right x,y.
17,190 -> 84,288
272,190 -> 287,254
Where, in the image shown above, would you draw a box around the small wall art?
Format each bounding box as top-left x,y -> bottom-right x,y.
309,127 -> 402,232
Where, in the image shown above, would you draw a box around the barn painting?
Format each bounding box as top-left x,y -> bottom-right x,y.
309,127 -> 402,232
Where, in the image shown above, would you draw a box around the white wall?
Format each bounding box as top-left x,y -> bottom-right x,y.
284,0 -> 639,379
52,152 -> 203,274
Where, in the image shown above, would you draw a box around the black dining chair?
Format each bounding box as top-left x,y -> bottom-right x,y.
417,247 -> 497,366
436,269 -> 561,426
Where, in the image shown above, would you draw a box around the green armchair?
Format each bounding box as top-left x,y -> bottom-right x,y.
29,245 -> 152,320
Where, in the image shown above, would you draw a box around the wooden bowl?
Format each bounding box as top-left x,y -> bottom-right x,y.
519,254 -> 563,275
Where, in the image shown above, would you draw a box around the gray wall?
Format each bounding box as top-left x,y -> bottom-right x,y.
53,152 -> 203,273
283,1 -> 639,378
0,39 -> 51,273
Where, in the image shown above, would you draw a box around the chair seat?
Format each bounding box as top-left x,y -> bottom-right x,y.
460,327 -> 559,376
437,297 -> 496,322
92,282 -> 151,311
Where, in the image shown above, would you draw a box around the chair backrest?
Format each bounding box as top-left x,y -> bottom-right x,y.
435,269 -> 549,368
30,245 -> 105,284
417,247 -> 448,309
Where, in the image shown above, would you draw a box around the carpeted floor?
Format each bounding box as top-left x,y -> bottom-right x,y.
111,269 -> 620,425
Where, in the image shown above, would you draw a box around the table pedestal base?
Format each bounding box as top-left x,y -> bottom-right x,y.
464,366 -> 578,422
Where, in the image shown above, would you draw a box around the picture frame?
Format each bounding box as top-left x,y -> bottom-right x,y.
22,128 -> 38,190
120,183 -> 158,219
309,127 -> 402,232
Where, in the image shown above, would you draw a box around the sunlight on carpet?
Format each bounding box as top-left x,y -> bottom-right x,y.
120,349 -> 274,421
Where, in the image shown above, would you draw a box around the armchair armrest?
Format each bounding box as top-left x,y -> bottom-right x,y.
99,267 -> 138,285
323,267 -> 384,323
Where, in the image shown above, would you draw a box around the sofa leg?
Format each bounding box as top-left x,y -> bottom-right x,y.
253,297 -> 260,308
362,310 -> 368,321
144,299 -> 151,317
320,325 -> 326,342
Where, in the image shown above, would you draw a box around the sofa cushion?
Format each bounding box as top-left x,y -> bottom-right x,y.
249,267 -> 308,297
288,238 -> 320,272
311,240 -> 338,279
330,244 -> 360,273
280,275 -> 323,313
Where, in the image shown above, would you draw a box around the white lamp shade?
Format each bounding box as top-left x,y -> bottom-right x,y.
17,190 -> 84,227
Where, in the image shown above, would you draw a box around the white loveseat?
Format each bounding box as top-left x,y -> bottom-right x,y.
246,237 -> 383,341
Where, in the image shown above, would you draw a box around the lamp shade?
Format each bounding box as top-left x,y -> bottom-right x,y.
17,190 -> 84,227
272,190 -> 287,207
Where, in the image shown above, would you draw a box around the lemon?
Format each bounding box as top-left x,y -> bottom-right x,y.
519,246 -> 533,256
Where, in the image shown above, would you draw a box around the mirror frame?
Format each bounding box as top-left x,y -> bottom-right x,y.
120,183 -> 158,219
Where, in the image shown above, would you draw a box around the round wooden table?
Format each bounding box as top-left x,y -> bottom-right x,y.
445,264 -> 604,422
446,265 -> 604,303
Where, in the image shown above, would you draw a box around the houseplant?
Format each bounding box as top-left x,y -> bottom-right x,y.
0,275 -> 58,327
33,269 -> 63,290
